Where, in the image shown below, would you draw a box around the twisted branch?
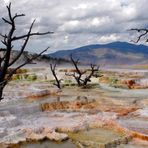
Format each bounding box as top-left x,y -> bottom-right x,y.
130,28 -> 148,43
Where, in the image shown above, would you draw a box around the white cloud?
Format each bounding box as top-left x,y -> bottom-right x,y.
4,0 -> 10,4
0,0 -> 148,52
99,34 -> 120,43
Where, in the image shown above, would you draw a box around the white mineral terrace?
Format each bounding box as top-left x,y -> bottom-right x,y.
0,67 -> 147,148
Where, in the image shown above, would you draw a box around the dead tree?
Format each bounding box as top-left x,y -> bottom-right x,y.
50,63 -> 62,89
0,3 -> 53,101
65,55 -> 86,86
65,55 -> 100,87
130,28 -> 148,43
83,64 -> 100,86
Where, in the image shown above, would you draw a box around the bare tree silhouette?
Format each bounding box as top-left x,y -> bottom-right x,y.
50,63 -> 62,89
65,55 -> 100,87
0,3 -> 53,101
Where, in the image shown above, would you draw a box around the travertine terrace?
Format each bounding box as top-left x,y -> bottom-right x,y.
0,67 -> 148,148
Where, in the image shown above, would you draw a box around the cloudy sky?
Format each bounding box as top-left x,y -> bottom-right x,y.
0,0 -> 148,53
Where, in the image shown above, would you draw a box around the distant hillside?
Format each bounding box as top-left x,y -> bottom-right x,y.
48,41 -> 148,66
0,49 -> 70,67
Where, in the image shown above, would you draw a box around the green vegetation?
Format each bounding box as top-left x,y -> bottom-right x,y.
27,74 -> 37,81
109,77 -> 119,85
12,74 -> 37,81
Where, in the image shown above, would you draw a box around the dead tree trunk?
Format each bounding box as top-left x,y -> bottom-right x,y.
50,63 -> 62,89
65,55 -> 100,87
0,3 -> 53,101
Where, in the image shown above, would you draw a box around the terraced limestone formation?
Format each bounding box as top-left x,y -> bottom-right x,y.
0,68 -> 148,148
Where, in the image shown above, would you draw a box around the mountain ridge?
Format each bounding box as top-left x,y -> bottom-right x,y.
48,41 -> 148,66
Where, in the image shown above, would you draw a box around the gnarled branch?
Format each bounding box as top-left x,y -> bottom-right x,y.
130,28 -> 148,43
0,2 -> 53,101
66,55 -> 101,87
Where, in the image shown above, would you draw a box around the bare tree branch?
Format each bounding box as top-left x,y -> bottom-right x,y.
7,47 -> 49,80
83,64 -> 99,86
2,17 -> 12,25
70,54 -> 81,75
130,28 -> 148,43
0,2 -> 53,100
8,20 -> 36,67
12,31 -> 54,41
50,63 -> 62,89
0,33 -> 6,38
13,13 -> 25,20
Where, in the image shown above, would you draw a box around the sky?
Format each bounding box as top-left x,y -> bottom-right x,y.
0,0 -> 148,53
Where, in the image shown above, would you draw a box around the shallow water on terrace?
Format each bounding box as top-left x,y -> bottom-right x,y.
99,83 -> 148,100
68,128 -> 125,144
21,128 -> 125,148
1,83 -> 148,115
20,140 -> 76,148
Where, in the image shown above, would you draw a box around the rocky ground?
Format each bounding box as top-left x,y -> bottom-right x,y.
0,68 -> 148,148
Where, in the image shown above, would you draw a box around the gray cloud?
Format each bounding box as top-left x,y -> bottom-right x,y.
0,0 -> 148,53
